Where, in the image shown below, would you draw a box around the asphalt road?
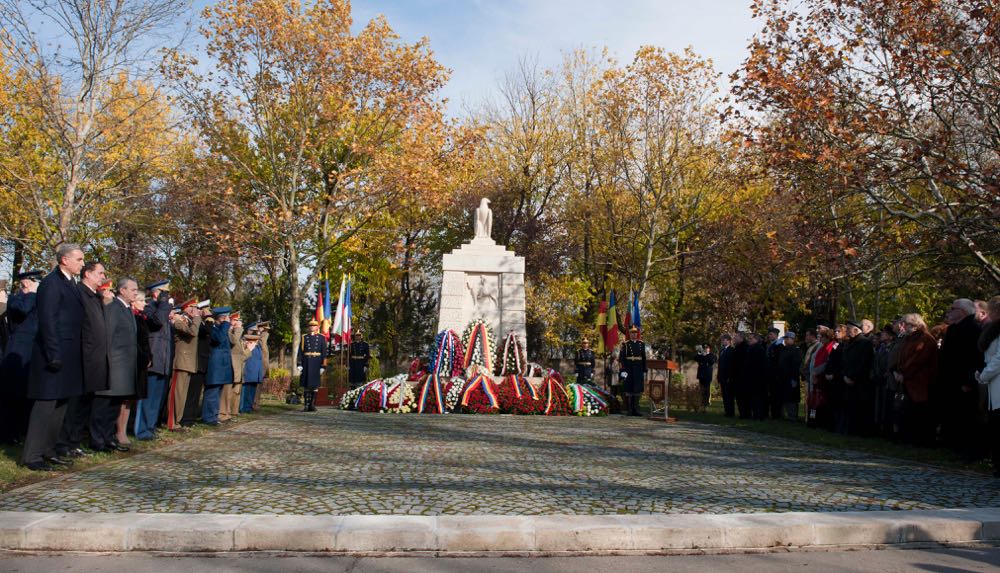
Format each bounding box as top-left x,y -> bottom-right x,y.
2,548 -> 1000,573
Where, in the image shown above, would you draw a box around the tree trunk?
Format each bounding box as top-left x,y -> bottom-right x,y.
288,239 -> 302,378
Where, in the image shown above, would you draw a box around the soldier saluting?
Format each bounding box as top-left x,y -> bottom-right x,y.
618,326 -> 647,416
348,331 -> 370,390
297,320 -> 327,412
575,338 -> 596,385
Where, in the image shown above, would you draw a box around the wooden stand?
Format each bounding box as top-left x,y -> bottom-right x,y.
646,359 -> 678,422
314,387 -> 330,406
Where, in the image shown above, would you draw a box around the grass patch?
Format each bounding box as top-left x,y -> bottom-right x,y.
670,402 -> 993,475
0,398 -> 298,494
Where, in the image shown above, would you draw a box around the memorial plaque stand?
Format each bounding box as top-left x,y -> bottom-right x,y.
646,359 -> 678,422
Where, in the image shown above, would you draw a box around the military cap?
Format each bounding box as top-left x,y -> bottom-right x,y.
767,327 -> 781,335
308,319 -> 319,326
246,321 -> 258,330
628,325 -> 639,333
231,311 -> 241,321
244,333 -> 260,341
15,269 -> 44,281
177,298 -> 198,310
146,279 -> 170,292
196,299 -> 211,309
783,331 -> 797,339
211,306 -> 232,316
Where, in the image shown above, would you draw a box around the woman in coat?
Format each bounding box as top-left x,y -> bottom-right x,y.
976,296 -> 1000,477
694,345 -> 716,411
894,313 -> 939,446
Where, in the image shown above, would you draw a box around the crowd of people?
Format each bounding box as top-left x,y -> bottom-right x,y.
701,296 -> 1000,476
0,244 -> 271,472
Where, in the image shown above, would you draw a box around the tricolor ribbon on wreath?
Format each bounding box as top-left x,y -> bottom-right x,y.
542,373 -> 568,415
419,330 -> 457,414
353,380 -> 379,409
460,372 -> 499,409
499,332 -> 523,375
566,383 -> 608,413
503,374 -> 539,400
462,321 -> 494,372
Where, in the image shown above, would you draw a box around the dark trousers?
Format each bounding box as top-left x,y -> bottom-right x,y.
752,384 -> 769,420
56,392 -> 94,453
90,396 -> 124,449
904,400 -> 934,446
719,380 -> 735,417
182,372 -> 205,425
768,379 -> 783,419
21,398 -> 69,465
0,393 -> 31,443
989,409 -> 1000,475
201,385 -> 222,423
699,381 -> 711,409
736,387 -> 752,419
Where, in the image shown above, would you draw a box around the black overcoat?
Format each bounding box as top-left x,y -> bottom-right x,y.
78,283 -> 110,393
28,268 -> 84,400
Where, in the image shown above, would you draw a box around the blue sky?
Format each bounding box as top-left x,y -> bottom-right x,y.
193,0 -> 761,116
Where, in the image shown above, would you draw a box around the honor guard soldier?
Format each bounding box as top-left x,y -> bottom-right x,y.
297,320 -> 327,412
575,338 -> 596,384
348,331 -> 370,390
618,326 -> 647,416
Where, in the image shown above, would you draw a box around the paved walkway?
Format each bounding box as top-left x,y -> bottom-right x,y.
1,410 -> 999,515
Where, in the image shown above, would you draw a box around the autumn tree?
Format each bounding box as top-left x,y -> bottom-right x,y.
167,0 -> 454,362
736,0 -> 1000,288
0,0 -> 189,261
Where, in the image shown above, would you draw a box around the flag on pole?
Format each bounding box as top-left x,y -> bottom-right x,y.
631,290 -> 642,336
331,274 -> 347,344
314,286 -> 325,335
343,276 -> 353,345
321,276 -> 332,339
595,297 -> 608,355
605,290 -> 620,351
622,291 -> 632,332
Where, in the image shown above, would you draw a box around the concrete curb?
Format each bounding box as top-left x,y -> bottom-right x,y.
2,508 -> 1000,553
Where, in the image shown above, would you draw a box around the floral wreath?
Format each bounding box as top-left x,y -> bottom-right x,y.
499,332 -> 526,376
461,318 -> 497,373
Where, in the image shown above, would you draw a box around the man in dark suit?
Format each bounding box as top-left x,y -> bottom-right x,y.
0,270 -> 42,444
20,244 -> 86,471
716,334 -> 736,417
91,277 -> 138,452
55,261 -> 110,458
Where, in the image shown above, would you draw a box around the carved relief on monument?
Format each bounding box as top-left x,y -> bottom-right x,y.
464,272 -> 500,329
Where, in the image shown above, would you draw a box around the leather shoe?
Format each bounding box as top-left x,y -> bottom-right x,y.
43,455 -> 74,467
66,447 -> 92,458
24,461 -> 56,472
112,443 -> 130,452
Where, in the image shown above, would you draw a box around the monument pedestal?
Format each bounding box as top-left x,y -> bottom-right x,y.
437,237 -> 526,354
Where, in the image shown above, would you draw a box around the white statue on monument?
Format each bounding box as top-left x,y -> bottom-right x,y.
474,198 -> 492,240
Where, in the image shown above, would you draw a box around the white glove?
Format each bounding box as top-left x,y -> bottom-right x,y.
296,366 -> 303,373
620,372 -> 628,379
320,368 -> 326,375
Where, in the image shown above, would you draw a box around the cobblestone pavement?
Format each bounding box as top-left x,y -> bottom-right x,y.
2,410 -> 999,515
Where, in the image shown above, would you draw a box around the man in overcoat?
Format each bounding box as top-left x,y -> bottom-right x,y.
20,244 -> 86,471
55,261 -> 109,458
90,278 -> 138,452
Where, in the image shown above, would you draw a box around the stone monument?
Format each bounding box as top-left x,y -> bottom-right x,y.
437,198 -> 526,352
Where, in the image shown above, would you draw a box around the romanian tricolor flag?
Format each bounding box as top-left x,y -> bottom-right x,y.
605,290 -> 620,351
321,277 -> 332,340
595,297 -> 608,355
314,285 -> 326,338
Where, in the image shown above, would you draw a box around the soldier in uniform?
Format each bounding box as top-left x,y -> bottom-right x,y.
618,326 -> 647,416
183,301 -> 212,426
0,270 -> 42,444
167,299 -> 200,431
202,306 -> 233,426
575,338 -> 596,385
348,331 -> 370,390
297,320 -> 327,412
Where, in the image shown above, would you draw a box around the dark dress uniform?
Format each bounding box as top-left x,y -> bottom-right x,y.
297,333 -> 327,412
575,348 -> 596,384
619,338 -> 647,416
0,289 -> 38,443
348,340 -> 370,389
